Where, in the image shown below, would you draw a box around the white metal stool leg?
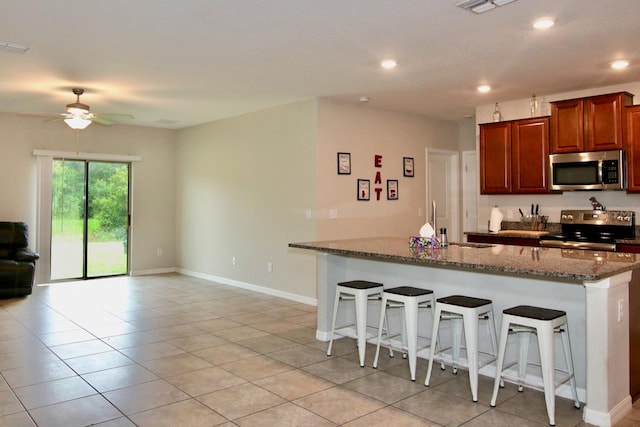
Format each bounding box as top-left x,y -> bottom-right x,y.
462,307 -> 480,402
451,316 -> 463,375
373,294 -> 393,368
326,290 -> 342,357
490,315 -> 511,407
487,310 -> 499,357
354,290 -> 369,367
405,297 -> 419,380
424,303 -> 443,386
517,329 -> 532,392
559,323 -> 580,409
537,322 -> 556,426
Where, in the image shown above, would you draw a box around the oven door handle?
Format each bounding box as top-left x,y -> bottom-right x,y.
539,240 -> 616,251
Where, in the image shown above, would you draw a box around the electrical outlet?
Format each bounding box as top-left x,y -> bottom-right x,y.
267,262 -> 273,273
329,209 -> 338,219
232,257 -> 236,266
618,299 -> 624,323
156,248 -> 163,257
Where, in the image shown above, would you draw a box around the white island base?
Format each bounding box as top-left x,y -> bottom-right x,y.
314,253 -> 632,427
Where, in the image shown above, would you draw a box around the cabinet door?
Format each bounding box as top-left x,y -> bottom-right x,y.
480,122 -> 511,194
550,99 -> 583,153
512,117 -> 550,193
585,93 -> 632,151
626,105 -> 640,192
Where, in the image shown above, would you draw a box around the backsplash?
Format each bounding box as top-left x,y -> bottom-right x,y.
501,221 -> 562,235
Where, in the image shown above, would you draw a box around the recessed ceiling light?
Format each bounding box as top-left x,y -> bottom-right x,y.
381,59 -> 397,69
533,17 -> 555,30
358,96 -> 370,103
611,60 -> 629,70
477,85 -> 491,93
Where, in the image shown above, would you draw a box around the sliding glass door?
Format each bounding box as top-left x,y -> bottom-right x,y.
51,159 -> 130,280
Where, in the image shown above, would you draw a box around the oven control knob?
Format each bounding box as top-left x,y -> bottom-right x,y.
617,215 -> 624,221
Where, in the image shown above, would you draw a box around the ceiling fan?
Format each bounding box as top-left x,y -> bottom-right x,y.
49,88 -> 134,130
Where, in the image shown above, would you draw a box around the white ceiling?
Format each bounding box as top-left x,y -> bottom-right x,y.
1,0 -> 639,129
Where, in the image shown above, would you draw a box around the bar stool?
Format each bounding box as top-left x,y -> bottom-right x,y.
490,305 -> 580,426
372,286 -> 436,381
326,280 -> 384,367
424,295 -> 498,402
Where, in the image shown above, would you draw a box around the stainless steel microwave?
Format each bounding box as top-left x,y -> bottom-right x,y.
549,150 -> 625,191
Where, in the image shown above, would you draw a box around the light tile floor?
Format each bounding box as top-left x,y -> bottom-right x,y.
0,274 -> 638,427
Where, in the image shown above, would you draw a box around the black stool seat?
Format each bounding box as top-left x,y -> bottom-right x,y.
437,295 -> 492,308
503,305 -> 566,321
384,286 -> 433,297
338,280 -> 383,290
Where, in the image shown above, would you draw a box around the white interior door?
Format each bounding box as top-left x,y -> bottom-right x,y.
426,149 -> 459,241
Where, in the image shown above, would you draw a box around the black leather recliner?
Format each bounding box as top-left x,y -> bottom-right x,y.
0,222 -> 39,298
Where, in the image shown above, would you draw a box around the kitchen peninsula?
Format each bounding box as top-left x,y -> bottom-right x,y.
289,237 -> 640,427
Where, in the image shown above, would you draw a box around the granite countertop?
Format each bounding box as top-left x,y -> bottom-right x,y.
289,237 -> 640,282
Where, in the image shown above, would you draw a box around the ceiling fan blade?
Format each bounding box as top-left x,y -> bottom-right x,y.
90,116 -> 115,125
16,112 -> 62,119
97,113 -> 134,120
43,116 -> 66,123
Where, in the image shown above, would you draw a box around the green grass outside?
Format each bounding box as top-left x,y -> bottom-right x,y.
51,217 -> 127,277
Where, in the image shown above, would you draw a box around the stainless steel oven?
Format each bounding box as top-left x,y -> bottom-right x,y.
539,209 -> 635,251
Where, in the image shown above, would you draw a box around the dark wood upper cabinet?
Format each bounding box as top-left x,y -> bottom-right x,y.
512,117 -> 550,193
625,105 -> 640,192
479,117 -> 550,194
550,92 -> 633,153
480,121 -> 511,194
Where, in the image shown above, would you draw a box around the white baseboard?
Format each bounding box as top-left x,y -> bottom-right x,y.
583,395 -> 632,427
130,267 -> 176,276
176,268 -> 317,306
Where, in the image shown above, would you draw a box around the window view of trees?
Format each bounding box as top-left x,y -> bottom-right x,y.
51,160 -> 129,279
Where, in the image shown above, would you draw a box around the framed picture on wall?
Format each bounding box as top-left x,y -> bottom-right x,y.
337,152 -> 351,175
387,180 -> 398,200
357,179 -> 370,201
403,157 -> 414,177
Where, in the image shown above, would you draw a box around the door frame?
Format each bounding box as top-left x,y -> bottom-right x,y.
425,148 -> 460,242
33,150 -> 141,284
462,150 -> 478,232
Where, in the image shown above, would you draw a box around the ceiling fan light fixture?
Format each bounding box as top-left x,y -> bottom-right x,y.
67,106 -> 90,115
64,116 -> 92,130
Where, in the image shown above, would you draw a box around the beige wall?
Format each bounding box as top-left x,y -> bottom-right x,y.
474,82 -> 640,228
175,100 -> 319,299
0,113 -> 177,275
317,99 -> 459,240
174,98 -> 460,300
